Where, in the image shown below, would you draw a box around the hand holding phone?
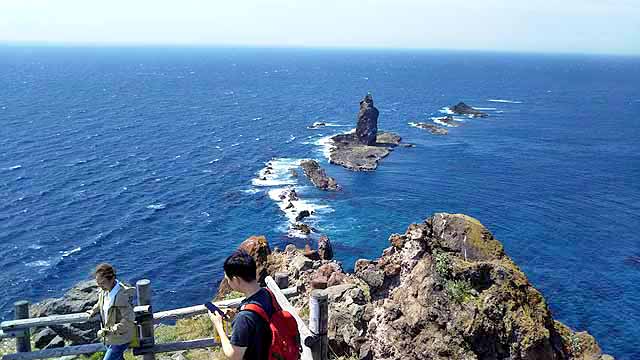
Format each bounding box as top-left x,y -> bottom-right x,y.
204,301 -> 228,320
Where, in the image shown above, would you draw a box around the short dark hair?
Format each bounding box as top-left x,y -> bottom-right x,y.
223,250 -> 256,282
94,263 -> 116,280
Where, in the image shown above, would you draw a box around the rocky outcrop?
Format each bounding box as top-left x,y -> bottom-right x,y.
261,214 -> 611,359
329,131 -> 402,171
450,102 -> 488,118
30,280 -> 101,348
299,160 -> 340,191
433,115 -> 461,127
411,122 -> 448,135
215,235 -> 271,300
321,213 -> 611,360
356,94 -> 379,145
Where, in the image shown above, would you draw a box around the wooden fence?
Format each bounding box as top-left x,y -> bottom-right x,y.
1,274 -> 329,360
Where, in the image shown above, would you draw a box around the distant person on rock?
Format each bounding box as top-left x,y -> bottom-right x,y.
86,263 -> 136,360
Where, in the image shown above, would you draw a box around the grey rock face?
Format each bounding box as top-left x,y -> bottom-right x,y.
450,102 -> 488,118
34,328 -> 58,349
356,94 -> 379,145
299,160 -> 339,191
31,280 -> 101,347
328,132 -> 401,171
412,122 -> 448,135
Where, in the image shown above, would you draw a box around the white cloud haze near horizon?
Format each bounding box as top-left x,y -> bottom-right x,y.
1,0 -> 638,55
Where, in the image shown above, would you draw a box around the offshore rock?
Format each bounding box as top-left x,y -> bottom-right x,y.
356,94 -> 379,145
450,102 -> 488,118
329,131 -> 401,171
411,122 -> 448,135
433,115 -> 461,127
300,159 -> 340,191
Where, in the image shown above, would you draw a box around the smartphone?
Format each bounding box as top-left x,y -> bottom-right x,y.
204,301 -> 227,320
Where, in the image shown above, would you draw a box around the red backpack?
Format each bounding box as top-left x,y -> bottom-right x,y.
241,288 -> 302,360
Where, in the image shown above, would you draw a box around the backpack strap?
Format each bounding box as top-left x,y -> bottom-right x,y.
264,288 -> 282,312
240,288 -> 280,322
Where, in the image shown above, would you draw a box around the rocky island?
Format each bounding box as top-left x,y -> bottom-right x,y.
450,102 -> 489,118
328,94 -> 403,171
410,122 -> 449,135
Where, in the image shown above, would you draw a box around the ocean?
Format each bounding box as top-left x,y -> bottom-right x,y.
0,46 -> 638,358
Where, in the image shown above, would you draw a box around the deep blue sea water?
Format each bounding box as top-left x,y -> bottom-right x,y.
1,46 -> 639,358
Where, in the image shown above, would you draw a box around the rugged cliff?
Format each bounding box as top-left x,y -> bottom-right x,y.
259,213 -> 612,360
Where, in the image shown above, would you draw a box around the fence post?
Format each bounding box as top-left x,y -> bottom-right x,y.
136,279 -> 155,360
308,290 -> 328,360
14,301 -> 31,353
275,272 -> 289,289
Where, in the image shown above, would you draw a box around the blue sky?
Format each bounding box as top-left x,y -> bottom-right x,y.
1,0 -> 638,55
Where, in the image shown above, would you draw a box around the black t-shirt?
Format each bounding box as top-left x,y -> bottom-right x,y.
230,288 -> 274,359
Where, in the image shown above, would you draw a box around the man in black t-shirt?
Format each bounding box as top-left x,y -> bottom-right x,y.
209,250 -> 273,360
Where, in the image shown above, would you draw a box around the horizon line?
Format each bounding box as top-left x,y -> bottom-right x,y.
1,41 -> 639,58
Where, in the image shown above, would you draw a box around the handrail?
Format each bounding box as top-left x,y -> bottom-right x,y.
0,286 -> 298,332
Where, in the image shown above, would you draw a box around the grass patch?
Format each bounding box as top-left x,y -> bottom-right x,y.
434,252 -> 451,278
445,279 -> 474,304
221,291 -> 244,301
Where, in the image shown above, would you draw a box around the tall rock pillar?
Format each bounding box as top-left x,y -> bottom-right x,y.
356,94 -> 379,145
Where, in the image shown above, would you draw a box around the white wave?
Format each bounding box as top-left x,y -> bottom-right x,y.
242,188 -> 261,195
231,143 -> 241,147
252,117 -> 263,121
307,122 -> 346,129
438,107 -> 454,115
255,137 -> 260,141
251,158 -> 301,187
315,134 -> 336,160
61,247 -> 82,258
268,188 -> 333,225
146,203 -> 166,210
487,99 -> 523,104
5,165 -> 22,170
285,135 -> 296,143
26,260 -> 51,267
208,159 -> 220,164
431,118 -> 460,128
28,244 -> 43,250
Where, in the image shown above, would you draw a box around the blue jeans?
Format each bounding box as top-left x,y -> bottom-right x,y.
103,343 -> 129,360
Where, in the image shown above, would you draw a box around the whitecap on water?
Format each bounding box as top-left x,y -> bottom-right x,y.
487,99 -> 523,104
25,260 -> 51,268
61,247 -> 82,258
146,204 -> 167,210
4,165 -> 22,171
438,107 -> 455,115
251,158 -> 301,187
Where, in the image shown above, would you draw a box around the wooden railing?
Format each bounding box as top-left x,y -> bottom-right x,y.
1,274 -> 329,360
